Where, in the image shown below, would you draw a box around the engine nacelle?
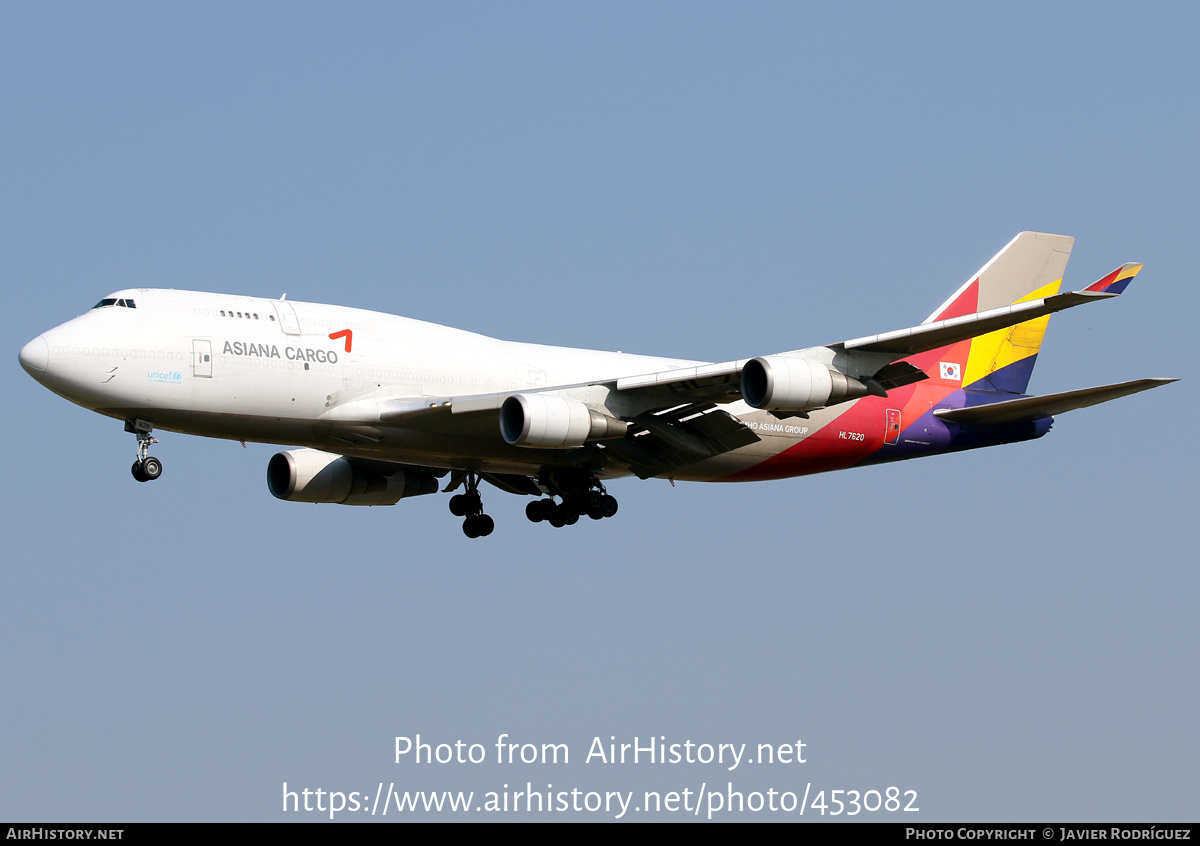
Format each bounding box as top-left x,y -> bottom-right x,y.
266,448 -> 438,506
499,394 -> 628,449
740,356 -> 871,412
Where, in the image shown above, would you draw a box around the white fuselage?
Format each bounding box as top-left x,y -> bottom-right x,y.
22,288 -> 802,481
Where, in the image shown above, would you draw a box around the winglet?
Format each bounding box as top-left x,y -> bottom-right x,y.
1085,262 -> 1143,295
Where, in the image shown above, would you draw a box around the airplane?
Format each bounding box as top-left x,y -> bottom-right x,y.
18,231 -> 1175,538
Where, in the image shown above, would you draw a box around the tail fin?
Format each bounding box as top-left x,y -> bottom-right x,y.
923,232 -> 1074,394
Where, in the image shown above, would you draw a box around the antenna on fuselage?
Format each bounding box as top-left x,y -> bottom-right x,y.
280,293 -> 287,300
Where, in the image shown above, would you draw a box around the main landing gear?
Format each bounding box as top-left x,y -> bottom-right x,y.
525,483 -> 618,528
445,469 -> 618,537
127,420 -> 163,483
448,473 -> 494,538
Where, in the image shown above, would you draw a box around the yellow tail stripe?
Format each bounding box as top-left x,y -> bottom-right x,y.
962,278 -> 1062,388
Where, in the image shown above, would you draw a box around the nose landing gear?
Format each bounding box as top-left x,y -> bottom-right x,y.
132,454 -> 162,482
126,419 -> 163,483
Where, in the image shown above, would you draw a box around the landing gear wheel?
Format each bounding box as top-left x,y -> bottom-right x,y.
533,471 -> 617,527
129,424 -> 162,483
526,500 -> 550,523
454,474 -> 495,537
463,514 -> 495,538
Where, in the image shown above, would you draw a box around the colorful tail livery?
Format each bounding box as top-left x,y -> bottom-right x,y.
922,231 -> 1075,395
915,234 -> 1143,395
725,232 -> 1172,482
19,230 -> 1177,536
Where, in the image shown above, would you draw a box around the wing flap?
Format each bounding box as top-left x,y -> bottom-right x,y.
604,405 -> 760,478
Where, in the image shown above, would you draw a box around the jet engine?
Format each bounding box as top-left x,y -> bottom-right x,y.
267,448 -> 438,506
499,394 -> 628,449
740,356 -> 871,412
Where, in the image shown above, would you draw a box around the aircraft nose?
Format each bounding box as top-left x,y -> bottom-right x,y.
19,335 -> 49,377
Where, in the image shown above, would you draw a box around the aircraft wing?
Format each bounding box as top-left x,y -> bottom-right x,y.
600,262 -> 1146,403
319,261 -> 1145,473
324,387 -> 762,468
612,361 -> 747,402
609,402 -> 763,478
837,279 -> 1131,357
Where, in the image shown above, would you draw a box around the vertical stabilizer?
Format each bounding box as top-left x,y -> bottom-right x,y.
923,232 -> 1074,394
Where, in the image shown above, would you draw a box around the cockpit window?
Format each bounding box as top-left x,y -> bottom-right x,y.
91,298 -> 137,310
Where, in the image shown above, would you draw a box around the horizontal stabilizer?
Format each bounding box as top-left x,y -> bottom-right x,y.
933,378 -> 1177,426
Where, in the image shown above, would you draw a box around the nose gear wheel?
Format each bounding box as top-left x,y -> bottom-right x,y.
128,423 -> 163,483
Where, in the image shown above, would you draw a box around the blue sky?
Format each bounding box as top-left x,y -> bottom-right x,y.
2,2 -> 1196,821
